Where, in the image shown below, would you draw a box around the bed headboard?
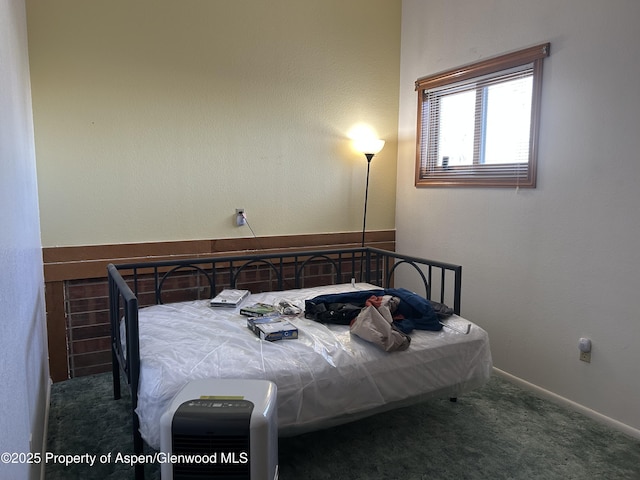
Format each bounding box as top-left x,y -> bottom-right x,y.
109,248 -> 461,308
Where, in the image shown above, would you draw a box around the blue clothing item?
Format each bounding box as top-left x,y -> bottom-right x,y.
384,288 -> 441,332
305,288 -> 441,332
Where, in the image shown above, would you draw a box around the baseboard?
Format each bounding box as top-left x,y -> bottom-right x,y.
493,367 -> 640,441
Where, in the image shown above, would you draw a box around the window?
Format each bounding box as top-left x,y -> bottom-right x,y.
415,43 -> 550,187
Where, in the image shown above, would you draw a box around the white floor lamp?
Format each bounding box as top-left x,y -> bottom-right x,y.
354,137 -> 385,247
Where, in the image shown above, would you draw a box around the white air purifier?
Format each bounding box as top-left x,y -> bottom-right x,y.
160,378 -> 278,480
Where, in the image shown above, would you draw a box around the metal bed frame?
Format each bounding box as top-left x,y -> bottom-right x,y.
108,247 -> 462,479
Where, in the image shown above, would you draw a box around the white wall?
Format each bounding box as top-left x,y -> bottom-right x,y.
397,0 -> 640,434
0,0 -> 50,479
27,0 -> 401,247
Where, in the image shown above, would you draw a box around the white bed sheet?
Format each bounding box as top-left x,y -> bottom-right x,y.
134,283 -> 492,450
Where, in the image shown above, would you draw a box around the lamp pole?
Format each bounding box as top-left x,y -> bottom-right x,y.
361,153 -> 374,247
353,135 -> 383,283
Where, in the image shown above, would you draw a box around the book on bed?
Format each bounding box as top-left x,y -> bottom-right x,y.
240,302 -> 278,317
209,289 -> 250,308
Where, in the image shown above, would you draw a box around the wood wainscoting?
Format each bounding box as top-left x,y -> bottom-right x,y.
43,230 -> 395,382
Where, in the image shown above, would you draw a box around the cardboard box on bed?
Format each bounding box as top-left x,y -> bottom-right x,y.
247,316 -> 298,341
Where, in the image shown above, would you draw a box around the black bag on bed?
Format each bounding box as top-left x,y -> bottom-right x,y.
304,301 -> 363,325
305,289 -> 385,325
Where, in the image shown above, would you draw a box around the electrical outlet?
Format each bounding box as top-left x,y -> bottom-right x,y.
580,351 -> 591,363
235,208 -> 246,227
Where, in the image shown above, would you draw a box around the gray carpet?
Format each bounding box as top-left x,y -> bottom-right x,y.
45,372 -> 640,479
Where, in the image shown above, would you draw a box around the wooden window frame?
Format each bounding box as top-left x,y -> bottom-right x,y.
415,43 -> 550,188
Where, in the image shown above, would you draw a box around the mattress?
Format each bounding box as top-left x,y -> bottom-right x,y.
133,283 -> 492,450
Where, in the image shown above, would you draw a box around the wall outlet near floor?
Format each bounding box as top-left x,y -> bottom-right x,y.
578,337 -> 591,363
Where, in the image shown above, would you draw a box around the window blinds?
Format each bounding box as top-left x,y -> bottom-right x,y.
414,43 -> 549,187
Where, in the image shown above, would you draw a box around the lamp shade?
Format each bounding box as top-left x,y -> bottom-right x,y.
353,137 -> 385,156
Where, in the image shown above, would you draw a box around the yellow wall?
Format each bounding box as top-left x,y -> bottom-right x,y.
27,0 -> 401,247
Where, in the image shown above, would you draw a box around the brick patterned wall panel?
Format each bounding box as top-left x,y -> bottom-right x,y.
65,279 -> 111,378
44,232 -> 395,381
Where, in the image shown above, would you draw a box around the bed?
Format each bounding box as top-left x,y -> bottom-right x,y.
108,247 -> 492,479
